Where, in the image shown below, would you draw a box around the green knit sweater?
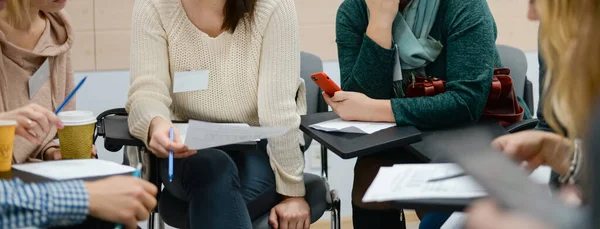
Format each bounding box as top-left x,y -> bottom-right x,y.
336,0 -> 531,129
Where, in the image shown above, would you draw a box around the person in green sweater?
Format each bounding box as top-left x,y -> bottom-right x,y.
326,0 -> 531,228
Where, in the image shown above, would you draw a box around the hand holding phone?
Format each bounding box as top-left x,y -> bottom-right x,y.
310,72 -> 342,97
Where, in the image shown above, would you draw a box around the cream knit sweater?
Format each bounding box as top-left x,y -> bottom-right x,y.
126,0 -> 307,196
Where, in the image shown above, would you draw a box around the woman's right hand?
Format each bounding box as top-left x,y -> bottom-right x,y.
492,130 -> 573,176
148,117 -> 196,158
86,176 -> 158,229
366,0 -> 400,26
365,0 -> 399,49
0,103 -> 63,144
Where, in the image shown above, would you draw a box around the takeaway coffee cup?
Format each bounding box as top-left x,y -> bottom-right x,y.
57,111 -> 96,159
0,120 -> 16,172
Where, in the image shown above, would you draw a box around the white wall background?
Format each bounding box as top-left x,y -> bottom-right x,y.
77,53 -> 541,225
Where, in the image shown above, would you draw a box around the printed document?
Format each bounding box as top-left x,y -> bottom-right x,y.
183,120 -> 289,150
363,164 -> 552,203
310,118 -> 396,134
363,163 -> 486,202
438,165 -> 552,229
12,159 -> 135,180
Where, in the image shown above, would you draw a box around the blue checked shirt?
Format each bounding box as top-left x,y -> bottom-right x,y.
0,179 -> 89,229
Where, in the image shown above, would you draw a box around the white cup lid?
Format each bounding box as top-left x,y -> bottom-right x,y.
58,111 -> 96,126
0,120 -> 17,126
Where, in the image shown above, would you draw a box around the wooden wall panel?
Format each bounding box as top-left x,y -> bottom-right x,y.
488,0 -> 539,51
65,0 -> 539,71
64,0 -> 94,31
94,0 -> 134,30
71,31 -> 96,71
95,31 -> 131,70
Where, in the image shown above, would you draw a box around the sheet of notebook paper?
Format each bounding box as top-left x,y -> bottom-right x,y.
12,159 -> 135,180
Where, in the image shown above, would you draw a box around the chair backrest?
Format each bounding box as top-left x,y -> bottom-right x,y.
300,52 -> 326,151
497,44 -> 527,100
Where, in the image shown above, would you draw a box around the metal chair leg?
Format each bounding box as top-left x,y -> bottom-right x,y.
320,144 -> 328,180
330,189 -> 341,229
157,214 -> 165,229
147,212 -> 155,229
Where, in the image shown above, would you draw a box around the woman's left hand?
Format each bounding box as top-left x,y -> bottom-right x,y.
323,91 -> 393,122
269,196 -> 310,229
44,145 -> 97,160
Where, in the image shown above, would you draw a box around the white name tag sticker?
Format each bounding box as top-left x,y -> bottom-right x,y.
173,70 -> 210,93
28,58 -> 51,99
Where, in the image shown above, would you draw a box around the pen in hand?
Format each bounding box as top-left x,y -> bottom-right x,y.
427,172 -> 467,182
168,127 -> 174,182
55,76 -> 87,114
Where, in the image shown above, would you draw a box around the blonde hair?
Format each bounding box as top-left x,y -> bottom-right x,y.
0,0 -> 30,26
538,0 -> 600,138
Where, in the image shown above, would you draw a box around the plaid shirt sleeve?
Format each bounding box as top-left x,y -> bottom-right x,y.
0,179 -> 89,229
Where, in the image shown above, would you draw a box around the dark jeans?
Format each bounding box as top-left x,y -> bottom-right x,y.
419,212 -> 452,229
48,217 -> 117,229
159,141 -> 276,229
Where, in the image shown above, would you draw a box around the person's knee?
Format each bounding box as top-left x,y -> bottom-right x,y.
180,149 -> 237,186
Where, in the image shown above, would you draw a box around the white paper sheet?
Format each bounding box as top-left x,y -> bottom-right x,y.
363,163 -> 552,203
438,167 -> 552,229
12,159 -> 135,180
363,163 -> 486,202
183,120 -> 289,150
309,118 -> 396,134
176,123 -> 259,144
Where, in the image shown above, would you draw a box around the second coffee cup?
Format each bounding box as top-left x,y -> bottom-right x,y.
57,111 -> 96,159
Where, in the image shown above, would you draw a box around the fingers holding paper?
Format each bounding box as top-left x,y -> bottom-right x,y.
491,130 -> 573,176
148,117 -> 196,158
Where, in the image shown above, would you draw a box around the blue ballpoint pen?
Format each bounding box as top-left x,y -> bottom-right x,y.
55,76 -> 87,114
169,127 -> 174,182
115,164 -> 143,229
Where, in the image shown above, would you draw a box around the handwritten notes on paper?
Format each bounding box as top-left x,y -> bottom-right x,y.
363,163 -> 487,202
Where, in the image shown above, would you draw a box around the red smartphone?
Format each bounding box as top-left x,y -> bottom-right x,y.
310,72 -> 341,97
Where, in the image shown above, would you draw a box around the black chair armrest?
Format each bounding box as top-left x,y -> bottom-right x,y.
103,116 -> 145,152
506,119 -> 539,133
524,79 -> 535,112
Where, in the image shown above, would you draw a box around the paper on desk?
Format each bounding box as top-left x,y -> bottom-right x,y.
309,118 -> 396,134
12,159 -> 135,180
363,163 -> 553,203
184,120 -> 289,150
363,163 -> 487,202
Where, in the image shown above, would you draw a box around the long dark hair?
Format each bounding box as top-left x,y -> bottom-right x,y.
222,0 -> 257,33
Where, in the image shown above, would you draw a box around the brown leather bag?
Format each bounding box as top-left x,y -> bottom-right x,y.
405,68 -> 524,127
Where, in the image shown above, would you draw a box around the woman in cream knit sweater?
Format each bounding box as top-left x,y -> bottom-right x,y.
126,0 -> 309,228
